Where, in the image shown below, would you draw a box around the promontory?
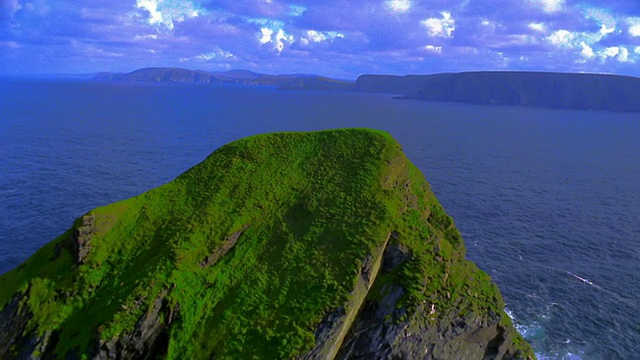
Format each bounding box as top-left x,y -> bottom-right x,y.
0,129 -> 535,359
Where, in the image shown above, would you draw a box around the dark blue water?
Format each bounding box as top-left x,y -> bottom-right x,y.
1,80 -> 639,359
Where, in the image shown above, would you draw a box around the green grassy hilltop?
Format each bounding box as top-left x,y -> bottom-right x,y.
0,129 -> 535,359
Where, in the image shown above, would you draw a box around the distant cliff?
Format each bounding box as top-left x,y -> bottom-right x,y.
354,71 -> 640,112
0,129 -> 535,359
95,67 -> 351,90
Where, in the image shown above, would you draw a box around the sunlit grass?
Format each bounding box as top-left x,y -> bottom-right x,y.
0,129 -> 530,359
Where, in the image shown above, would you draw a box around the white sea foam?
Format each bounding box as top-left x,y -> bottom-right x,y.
506,307 -> 584,360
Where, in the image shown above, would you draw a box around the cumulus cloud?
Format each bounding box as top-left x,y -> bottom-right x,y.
386,0 -> 411,13
4,0 -> 640,77
547,30 -> 575,47
603,46 -> 619,57
136,0 -> 203,30
424,45 -> 442,53
256,22 -> 294,52
600,46 -> 631,62
273,29 -> 294,52
528,22 -> 546,32
258,27 -> 274,44
628,18 -> 640,37
618,47 -> 630,62
422,11 -> 455,38
300,30 -> 344,45
580,42 -> 594,58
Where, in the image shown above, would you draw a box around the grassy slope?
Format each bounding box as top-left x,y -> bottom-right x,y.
0,129 -> 531,359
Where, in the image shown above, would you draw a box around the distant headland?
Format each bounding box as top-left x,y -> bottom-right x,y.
95,67 -> 640,112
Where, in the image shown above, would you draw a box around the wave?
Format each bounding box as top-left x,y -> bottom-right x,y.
506,307 -> 585,360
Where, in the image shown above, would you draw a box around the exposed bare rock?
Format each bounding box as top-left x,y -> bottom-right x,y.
68,213 -> 96,264
200,225 -> 249,268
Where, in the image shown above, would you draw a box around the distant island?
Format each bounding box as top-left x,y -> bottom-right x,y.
95,67 -> 352,91
0,129 -> 535,359
96,67 -> 640,112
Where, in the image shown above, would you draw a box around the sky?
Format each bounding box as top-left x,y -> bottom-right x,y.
1,0 -> 640,78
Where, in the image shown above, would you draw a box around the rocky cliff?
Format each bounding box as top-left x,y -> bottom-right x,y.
0,129 -> 535,359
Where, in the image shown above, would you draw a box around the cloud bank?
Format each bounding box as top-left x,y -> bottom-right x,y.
2,0 -> 640,78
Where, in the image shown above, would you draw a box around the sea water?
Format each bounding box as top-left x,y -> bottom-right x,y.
1,80 -> 639,359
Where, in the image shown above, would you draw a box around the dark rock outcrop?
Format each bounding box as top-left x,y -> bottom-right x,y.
335,241 -> 526,360
93,290 -> 177,360
0,292 -> 32,358
69,213 -> 96,264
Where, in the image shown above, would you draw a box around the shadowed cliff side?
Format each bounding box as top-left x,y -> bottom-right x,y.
355,71 -> 640,112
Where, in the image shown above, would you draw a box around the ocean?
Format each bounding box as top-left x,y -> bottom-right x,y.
1,80 -> 639,359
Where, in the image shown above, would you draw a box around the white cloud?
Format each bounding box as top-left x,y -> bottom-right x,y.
306,30 -> 326,43
179,48 -> 234,62
528,0 -> 564,13
136,0 -> 202,30
197,51 -> 233,61
274,29 -> 294,52
547,25 -> 636,64
628,18 -> 640,37
422,11 -> 455,38
584,7 -> 616,36
137,0 -> 165,26
528,22 -> 546,32
618,47 -> 630,62
635,47 -> 640,54
599,24 -> 615,36
580,42 -> 594,58
386,0 -> 411,13
600,46 -> 632,63
258,27 -> 273,44
424,45 -> 442,53
481,20 -> 490,26
602,46 -> 619,58
257,25 -> 294,52
134,34 -> 158,41
302,30 -> 344,44
547,30 -> 575,47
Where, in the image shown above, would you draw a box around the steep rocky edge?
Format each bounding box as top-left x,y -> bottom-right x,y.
354,71 -> 640,112
0,129 -> 536,359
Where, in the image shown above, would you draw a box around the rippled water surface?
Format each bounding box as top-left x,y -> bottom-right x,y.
1,80 -> 639,359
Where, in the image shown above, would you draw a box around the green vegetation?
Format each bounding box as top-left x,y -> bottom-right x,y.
0,129 -> 532,359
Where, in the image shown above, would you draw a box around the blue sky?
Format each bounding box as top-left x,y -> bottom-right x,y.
1,0 -> 640,78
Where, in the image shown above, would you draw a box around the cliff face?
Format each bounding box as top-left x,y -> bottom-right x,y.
0,129 -> 535,359
355,71 -> 640,112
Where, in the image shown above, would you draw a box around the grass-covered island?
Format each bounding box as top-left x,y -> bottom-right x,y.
0,129 -> 535,359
